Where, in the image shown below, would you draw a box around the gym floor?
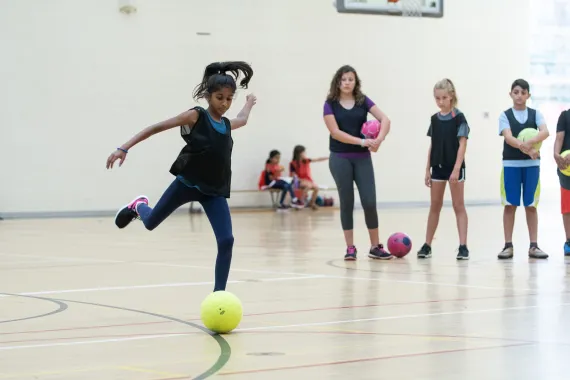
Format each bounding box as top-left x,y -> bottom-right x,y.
1,201 -> 568,379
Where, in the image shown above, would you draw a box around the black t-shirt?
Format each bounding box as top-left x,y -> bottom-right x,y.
324,96 -> 375,153
557,110 -> 570,153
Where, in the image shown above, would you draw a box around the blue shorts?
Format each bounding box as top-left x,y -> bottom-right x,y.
500,166 -> 540,207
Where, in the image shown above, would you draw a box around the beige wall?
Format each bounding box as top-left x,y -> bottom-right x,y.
0,0 -> 530,214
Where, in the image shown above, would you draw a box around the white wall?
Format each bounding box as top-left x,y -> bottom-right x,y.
0,0 -> 530,215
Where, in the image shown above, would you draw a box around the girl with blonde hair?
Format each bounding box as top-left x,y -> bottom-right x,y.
417,79 -> 470,260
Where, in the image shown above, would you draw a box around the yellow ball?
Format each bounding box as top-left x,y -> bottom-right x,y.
518,128 -> 542,150
200,291 -> 243,334
561,150 -> 570,176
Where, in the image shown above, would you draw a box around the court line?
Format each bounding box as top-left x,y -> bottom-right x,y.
0,292 -> 526,336
0,334 -> 188,351
216,342 -> 533,376
0,252 -> 534,291
2,302 -> 567,351
0,275 -> 324,297
235,302 -> 570,332
0,293 -> 230,380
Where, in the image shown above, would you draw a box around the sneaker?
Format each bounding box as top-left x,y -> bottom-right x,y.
498,245 -> 514,259
276,204 -> 290,212
290,198 -> 304,209
114,195 -> 148,229
456,245 -> 469,260
368,244 -> 393,260
528,246 -> 548,259
417,243 -> 432,259
564,241 -> 570,257
344,245 -> 357,261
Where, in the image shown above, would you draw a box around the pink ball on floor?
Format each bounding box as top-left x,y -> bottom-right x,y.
387,232 -> 412,258
361,120 -> 381,139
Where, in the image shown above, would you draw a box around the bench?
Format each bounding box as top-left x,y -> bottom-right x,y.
188,187 -> 337,213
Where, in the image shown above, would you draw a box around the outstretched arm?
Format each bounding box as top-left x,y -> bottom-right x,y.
106,109 -> 198,169
230,94 -> 257,130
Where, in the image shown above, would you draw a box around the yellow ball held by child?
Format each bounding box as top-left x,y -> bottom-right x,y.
560,150 -> 570,177
200,291 -> 243,334
517,128 -> 542,151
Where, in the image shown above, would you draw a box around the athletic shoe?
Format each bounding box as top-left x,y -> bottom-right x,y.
368,244 -> 393,260
417,243 -> 432,259
344,245 -> 357,261
528,246 -> 548,259
498,245 -> 514,259
564,241 -> 570,257
456,245 -> 469,260
290,198 -> 304,209
114,195 -> 148,229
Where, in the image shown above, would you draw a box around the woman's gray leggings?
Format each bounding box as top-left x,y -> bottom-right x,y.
329,153 -> 378,231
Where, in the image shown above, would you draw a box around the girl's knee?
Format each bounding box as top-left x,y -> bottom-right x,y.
218,235 -> 234,251
430,200 -> 444,212
452,201 -> 466,213
142,220 -> 158,231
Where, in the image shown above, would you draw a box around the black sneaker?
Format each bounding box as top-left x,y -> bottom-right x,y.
344,245 -> 357,261
456,245 -> 469,260
417,243 -> 432,259
368,244 -> 393,260
114,195 -> 148,229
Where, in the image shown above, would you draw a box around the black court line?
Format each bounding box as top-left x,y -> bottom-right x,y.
0,293 -> 230,379
0,293 -> 68,324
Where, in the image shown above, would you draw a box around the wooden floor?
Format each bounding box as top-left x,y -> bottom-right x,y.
1,201 -> 570,379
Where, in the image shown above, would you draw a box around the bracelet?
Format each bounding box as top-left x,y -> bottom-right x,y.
117,147 -> 128,153
360,138 -> 365,147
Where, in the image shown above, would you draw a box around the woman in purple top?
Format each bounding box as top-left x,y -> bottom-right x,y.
323,65 -> 392,261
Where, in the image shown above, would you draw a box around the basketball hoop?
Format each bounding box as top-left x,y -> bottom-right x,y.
400,0 -> 423,17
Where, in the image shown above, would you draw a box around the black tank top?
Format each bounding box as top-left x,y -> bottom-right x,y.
429,112 -> 465,168
169,106 -> 233,198
502,108 -> 538,161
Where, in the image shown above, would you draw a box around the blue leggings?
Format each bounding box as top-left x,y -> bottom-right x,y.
137,179 -> 233,292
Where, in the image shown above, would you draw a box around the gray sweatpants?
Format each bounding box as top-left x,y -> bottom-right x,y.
329,152 -> 378,231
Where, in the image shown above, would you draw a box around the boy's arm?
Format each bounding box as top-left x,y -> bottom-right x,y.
499,112 -> 529,152
526,110 -> 550,145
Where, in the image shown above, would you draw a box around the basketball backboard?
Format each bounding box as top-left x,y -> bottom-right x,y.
335,0 -> 444,18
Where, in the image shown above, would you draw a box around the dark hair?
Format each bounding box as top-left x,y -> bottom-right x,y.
326,65 -> 365,105
193,61 -> 254,100
266,149 -> 280,164
511,79 -> 530,92
292,145 -> 306,163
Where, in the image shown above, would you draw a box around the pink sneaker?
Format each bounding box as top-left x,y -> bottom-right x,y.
344,245 -> 357,261
114,195 -> 149,229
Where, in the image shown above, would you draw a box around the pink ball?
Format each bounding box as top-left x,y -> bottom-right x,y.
361,119 -> 381,139
387,232 -> 412,258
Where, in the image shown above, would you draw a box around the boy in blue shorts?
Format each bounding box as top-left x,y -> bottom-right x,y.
498,79 -> 550,259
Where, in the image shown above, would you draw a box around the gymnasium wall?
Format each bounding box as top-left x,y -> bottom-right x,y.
0,0 -> 531,216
